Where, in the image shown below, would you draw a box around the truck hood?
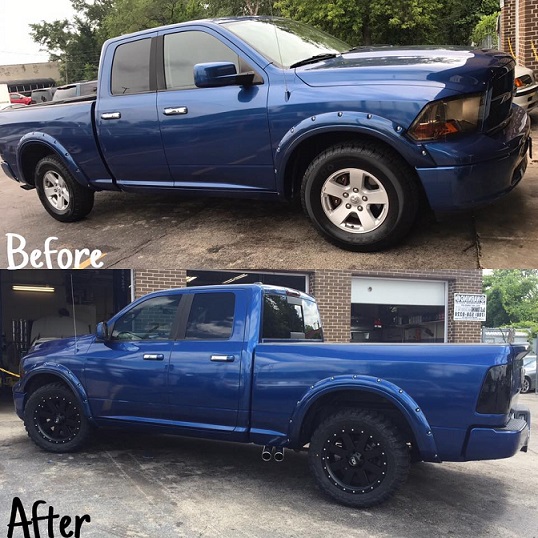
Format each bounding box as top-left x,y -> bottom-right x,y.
295,47 -> 515,94
26,333 -> 95,357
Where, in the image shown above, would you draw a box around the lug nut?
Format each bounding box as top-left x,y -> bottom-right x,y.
346,204 -> 352,209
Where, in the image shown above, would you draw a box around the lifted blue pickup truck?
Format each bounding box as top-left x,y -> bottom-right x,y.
13,284 -> 530,507
0,18 -> 532,251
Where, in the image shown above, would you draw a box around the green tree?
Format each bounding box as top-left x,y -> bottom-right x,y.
276,0 -> 441,46
471,12 -> 499,47
483,270 -> 538,329
30,0 -> 114,84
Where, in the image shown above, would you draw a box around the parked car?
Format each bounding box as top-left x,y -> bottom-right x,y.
514,65 -> 538,113
9,92 -> 31,105
52,80 -> 97,101
0,18 -> 532,251
522,354 -> 536,393
13,284 -> 530,508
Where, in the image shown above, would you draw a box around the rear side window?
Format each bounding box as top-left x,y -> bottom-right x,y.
263,294 -> 323,340
111,38 -> 152,95
185,293 -> 235,339
163,31 -> 240,90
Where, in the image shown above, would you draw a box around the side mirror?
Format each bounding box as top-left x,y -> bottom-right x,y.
96,321 -> 109,341
194,62 -> 255,88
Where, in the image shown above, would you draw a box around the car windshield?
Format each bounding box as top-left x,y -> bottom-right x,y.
222,18 -> 349,69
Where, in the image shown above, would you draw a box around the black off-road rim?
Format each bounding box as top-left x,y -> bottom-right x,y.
321,427 -> 388,494
33,395 -> 82,444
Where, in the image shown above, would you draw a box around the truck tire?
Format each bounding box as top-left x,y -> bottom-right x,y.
35,156 -> 94,222
301,143 -> 418,251
308,409 -> 410,508
24,382 -> 90,453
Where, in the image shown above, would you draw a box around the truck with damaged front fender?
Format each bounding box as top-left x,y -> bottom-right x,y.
13,284 -> 530,508
0,17 -> 532,251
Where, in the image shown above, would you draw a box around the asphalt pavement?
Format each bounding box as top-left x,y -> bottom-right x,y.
0,389 -> 537,538
0,112 -> 537,270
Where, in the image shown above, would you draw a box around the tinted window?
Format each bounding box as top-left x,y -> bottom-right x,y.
111,38 -> 152,95
263,294 -> 323,340
112,295 -> 181,340
185,293 -> 235,339
164,31 -> 240,90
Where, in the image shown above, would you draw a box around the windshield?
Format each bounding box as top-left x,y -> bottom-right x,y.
222,18 -> 349,69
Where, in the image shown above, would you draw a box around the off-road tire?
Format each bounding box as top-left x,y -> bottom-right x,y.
308,408 -> 410,508
24,382 -> 90,453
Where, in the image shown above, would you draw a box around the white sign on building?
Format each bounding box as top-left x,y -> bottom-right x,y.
454,294 -> 487,321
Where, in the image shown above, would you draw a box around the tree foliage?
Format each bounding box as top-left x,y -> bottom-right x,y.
30,0 -> 505,85
483,270 -> 538,329
471,12 -> 499,47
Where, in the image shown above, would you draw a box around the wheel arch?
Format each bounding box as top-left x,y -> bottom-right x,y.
18,133 -> 91,188
290,376 -> 439,462
274,114 -> 432,202
21,365 -> 93,420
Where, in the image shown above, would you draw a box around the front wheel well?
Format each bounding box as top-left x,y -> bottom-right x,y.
19,144 -> 56,186
299,390 -> 418,451
24,374 -> 72,403
283,132 -> 425,204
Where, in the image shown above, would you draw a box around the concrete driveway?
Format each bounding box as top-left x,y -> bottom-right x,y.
0,389 -> 537,538
0,112 -> 537,270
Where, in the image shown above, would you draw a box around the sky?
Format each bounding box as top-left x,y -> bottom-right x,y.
0,0 -> 75,65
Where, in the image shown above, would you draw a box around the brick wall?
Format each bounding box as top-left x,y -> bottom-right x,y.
133,270 -> 187,298
309,270 -> 352,343
501,0 -> 538,74
133,269 -> 483,344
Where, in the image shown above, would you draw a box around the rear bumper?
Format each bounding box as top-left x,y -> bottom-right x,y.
464,405 -> 530,461
416,108 -> 531,213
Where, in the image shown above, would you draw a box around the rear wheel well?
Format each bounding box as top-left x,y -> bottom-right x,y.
283,132 -> 425,205
19,144 -> 56,186
299,390 -> 419,455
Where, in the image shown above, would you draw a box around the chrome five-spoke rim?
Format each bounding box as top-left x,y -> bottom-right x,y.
321,168 -> 389,233
43,171 -> 70,211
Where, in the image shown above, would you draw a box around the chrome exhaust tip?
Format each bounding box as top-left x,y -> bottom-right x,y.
273,448 -> 284,462
261,446 -> 273,461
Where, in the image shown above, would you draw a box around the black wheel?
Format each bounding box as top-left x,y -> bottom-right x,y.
308,409 -> 410,508
24,382 -> 90,453
301,142 -> 418,252
35,155 -> 94,222
521,377 -> 531,394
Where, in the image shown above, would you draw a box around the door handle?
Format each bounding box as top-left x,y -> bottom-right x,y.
143,354 -> 165,360
210,355 -> 235,362
101,112 -> 121,120
163,107 -> 188,116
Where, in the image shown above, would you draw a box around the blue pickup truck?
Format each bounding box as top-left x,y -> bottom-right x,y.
13,284 -> 530,507
0,17 -> 532,251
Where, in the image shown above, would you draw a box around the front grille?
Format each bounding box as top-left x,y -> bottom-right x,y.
484,63 -> 515,132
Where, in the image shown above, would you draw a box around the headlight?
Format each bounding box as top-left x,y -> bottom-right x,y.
408,94 -> 485,142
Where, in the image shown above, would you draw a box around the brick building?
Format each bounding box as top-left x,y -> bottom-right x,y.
133,269 -> 483,344
500,0 -> 538,74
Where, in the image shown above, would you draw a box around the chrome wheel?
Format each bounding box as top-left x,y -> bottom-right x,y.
320,168 -> 389,234
43,171 -> 70,212
521,377 -> 531,394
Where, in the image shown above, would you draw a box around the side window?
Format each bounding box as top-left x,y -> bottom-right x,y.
111,295 -> 181,341
185,293 -> 235,340
163,31 -> 240,90
111,38 -> 152,95
263,294 -> 323,340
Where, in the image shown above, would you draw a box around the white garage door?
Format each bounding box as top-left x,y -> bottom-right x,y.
351,278 -> 447,306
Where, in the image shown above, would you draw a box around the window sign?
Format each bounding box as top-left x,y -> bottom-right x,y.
454,294 -> 487,321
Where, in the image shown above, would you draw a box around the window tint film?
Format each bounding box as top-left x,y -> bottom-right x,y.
263,294 -> 323,340
185,293 -> 235,339
111,295 -> 181,340
111,38 -> 152,95
163,31 -> 240,90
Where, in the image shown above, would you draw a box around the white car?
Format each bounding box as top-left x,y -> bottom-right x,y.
514,65 -> 538,113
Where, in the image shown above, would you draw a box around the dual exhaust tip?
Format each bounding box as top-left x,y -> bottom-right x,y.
262,446 -> 284,462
